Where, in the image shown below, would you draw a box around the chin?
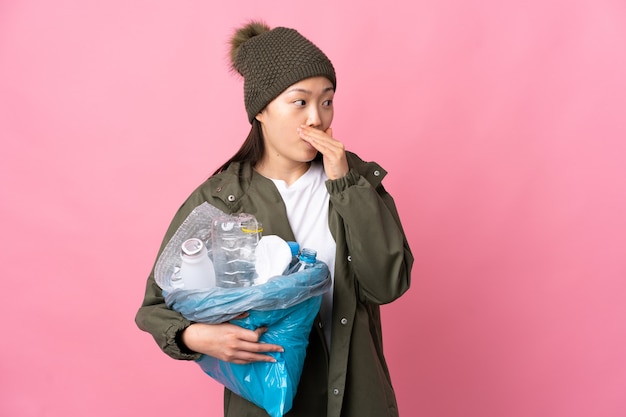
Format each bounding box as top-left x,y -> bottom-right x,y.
302,150 -> 320,162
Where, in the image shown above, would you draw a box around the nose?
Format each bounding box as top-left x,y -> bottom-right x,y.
306,106 -> 322,128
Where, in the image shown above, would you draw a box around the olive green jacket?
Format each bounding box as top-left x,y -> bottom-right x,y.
135,151 -> 413,417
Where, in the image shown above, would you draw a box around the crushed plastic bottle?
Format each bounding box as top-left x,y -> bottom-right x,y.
212,213 -> 262,287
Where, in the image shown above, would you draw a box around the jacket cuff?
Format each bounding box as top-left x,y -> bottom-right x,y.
325,169 -> 360,194
163,322 -> 202,361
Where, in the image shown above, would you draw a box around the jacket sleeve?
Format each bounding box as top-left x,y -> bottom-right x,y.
326,166 -> 413,305
135,274 -> 200,360
134,192 -> 214,361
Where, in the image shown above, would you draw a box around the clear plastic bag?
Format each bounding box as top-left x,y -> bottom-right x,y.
154,202 -> 331,417
163,261 -> 330,323
154,202 -> 224,290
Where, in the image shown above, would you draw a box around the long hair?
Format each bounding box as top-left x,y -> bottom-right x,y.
212,119 -> 265,176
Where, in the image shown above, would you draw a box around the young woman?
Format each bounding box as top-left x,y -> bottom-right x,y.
136,21 -> 413,417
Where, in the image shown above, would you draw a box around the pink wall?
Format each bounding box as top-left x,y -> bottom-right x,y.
1,1 -> 625,416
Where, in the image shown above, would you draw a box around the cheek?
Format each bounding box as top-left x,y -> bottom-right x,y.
323,111 -> 334,127
266,122 -> 297,145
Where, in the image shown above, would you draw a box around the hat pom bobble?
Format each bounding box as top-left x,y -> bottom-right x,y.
229,21 -> 271,75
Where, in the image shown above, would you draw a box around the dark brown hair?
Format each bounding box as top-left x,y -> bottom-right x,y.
212,119 -> 265,176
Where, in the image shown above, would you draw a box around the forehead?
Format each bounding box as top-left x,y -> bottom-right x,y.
283,76 -> 335,93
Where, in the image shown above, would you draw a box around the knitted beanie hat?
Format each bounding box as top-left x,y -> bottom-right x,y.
229,21 -> 336,123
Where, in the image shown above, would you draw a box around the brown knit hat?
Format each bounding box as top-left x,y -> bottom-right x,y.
229,21 -> 337,123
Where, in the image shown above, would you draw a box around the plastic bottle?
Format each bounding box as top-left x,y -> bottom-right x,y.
287,248 -> 317,274
179,238 -> 216,289
212,213 -> 262,287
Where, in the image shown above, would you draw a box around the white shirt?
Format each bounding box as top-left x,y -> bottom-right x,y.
270,162 -> 336,347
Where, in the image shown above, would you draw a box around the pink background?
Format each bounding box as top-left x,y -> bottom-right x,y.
1,1 -> 625,416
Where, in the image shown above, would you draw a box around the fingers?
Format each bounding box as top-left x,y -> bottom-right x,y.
249,327 -> 284,353
181,322 -> 284,365
298,125 -> 342,152
226,344 -> 281,364
253,326 -> 268,339
298,125 -> 349,180
223,327 -> 284,364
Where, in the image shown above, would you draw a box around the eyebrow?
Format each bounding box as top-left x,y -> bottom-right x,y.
285,86 -> 335,95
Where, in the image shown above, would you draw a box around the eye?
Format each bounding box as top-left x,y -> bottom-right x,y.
293,99 -> 306,106
323,99 -> 333,107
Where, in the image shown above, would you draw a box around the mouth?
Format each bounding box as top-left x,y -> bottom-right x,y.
302,140 -> 316,151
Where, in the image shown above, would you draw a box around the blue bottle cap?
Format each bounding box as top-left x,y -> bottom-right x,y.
299,248 -> 317,263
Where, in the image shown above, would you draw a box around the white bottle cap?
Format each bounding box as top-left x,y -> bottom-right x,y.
181,238 -> 204,257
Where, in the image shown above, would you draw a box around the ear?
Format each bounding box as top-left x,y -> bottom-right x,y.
255,111 -> 265,123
